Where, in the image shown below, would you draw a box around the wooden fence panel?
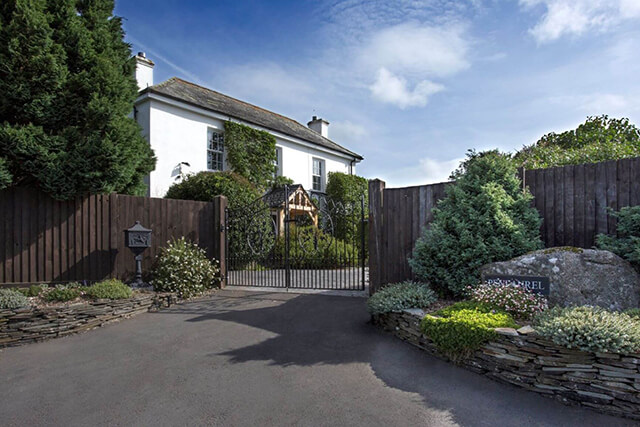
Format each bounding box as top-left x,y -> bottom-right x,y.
368,157 -> 640,292
0,187 -> 223,286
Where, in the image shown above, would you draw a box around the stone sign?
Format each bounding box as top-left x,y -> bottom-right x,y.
482,274 -> 550,296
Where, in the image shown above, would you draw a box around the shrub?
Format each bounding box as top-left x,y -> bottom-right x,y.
409,150 -> 543,297
325,172 -> 368,244
468,284 -> 548,319
44,284 -> 81,302
0,288 -> 29,309
15,284 -> 47,298
596,205 -> 640,273
625,308 -> 640,319
513,115 -> 640,169
421,301 -> 518,357
274,225 -> 359,269
534,306 -> 640,354
367,282 -> 437,315
152,237 -> 220,297
86,279 -> 132,300
166,171 -> 272,263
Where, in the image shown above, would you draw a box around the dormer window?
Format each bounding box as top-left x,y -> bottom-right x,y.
207,128 -> 224,171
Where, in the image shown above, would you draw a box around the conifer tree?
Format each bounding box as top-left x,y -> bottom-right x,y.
0,0 -> 155,199
409,150 -> 542,296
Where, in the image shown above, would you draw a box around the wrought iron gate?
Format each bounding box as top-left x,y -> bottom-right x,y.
225,186 -> 366,290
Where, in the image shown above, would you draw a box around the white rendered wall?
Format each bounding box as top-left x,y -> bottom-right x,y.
138,97 -> 355,198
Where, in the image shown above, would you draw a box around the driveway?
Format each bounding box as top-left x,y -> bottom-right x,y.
0,290 -> 632,426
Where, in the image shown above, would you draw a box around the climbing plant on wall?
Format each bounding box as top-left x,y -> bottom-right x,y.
224,121 -> 277,190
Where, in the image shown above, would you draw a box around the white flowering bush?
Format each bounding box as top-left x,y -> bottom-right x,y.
534,306 -> 640,354
367,282 -> 437,315
468,284 -> 548,320
152,238 -> 220,297
0,289 -> 29,309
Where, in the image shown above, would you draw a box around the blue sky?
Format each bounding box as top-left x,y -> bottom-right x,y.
115,0 -> 640,187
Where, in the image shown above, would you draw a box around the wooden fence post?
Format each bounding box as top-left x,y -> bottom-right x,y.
368,179 -> 385,295
213,195 -> 227,288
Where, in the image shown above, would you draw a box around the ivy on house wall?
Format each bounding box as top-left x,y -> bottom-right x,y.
224,121 -> 277,189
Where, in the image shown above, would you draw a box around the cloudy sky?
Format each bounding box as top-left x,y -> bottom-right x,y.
115,0 -> 640,187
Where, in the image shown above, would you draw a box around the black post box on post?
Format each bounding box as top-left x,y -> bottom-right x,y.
124,221 -> 152,288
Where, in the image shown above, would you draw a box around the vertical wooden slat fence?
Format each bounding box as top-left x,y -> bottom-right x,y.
0,187 -> 226,286
368,157 -> 640,294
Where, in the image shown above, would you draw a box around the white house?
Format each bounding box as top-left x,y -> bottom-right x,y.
133,53 -> 363,198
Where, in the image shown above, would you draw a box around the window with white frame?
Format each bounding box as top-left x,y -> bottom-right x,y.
312,158 -> 325,192
274,147 -> 283,177
207,128 -> 224,171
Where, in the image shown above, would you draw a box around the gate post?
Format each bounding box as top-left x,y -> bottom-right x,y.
213,195 -> 228,288
368,179 -> 385,295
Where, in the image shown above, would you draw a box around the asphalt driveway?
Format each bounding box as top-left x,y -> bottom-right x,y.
0,290 -> 632,426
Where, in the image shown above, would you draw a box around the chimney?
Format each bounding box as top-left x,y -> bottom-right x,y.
134,52 -> 154,90
308,116 -> 329,138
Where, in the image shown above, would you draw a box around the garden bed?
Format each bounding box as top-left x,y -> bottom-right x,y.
374,310 -> 640,420
0,291 -> 194,348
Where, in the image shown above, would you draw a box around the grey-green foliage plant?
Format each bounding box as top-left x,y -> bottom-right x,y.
596,206 -> 640,273
0,0 -> 155,199
152,237 -> 220,298
0,288 -> 29,309
367,282 -> 437,315
409,150 -> 543,297
534,306 -> 640,354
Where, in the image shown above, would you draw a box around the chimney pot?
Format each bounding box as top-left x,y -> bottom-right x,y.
138,51 -> 146,58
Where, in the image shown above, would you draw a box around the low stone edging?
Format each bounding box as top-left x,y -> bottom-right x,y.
374,310 -> 640,420
0,292 -> 180,348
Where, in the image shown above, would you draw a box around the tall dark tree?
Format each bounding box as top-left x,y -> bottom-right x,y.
0,0 -> 155,199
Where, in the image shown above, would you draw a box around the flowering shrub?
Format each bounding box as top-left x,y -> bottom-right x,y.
534,306 -> 640,354
0,289 -> 29,309
625,308 -> 640,319
468,284 -> 548,319
367,282 -> 437,315
152,238 -> 220,298
422,301 -> 518,357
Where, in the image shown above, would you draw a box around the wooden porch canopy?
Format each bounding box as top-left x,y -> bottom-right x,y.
262,185 -> 318,234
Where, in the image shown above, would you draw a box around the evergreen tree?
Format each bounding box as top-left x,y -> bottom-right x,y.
0,0 -> 155,199
409,150 -> 543,297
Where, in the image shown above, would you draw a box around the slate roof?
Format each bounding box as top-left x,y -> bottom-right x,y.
141,78 -> 363,160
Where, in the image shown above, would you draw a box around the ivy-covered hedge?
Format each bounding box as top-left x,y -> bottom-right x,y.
165,171 -> 258,209
224,121 -> 277,189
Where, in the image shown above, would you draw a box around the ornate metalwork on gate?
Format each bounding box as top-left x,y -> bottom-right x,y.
224,185 -> 367,290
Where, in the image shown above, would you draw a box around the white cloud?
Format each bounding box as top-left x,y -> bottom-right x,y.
370,68 -> 444,109
360,21 -> 470,78
546,93 -> 635,115
330,120 -> 367,143
216,63 -> 314,108
382,156 -> 463,187
520,0 -> 640,43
